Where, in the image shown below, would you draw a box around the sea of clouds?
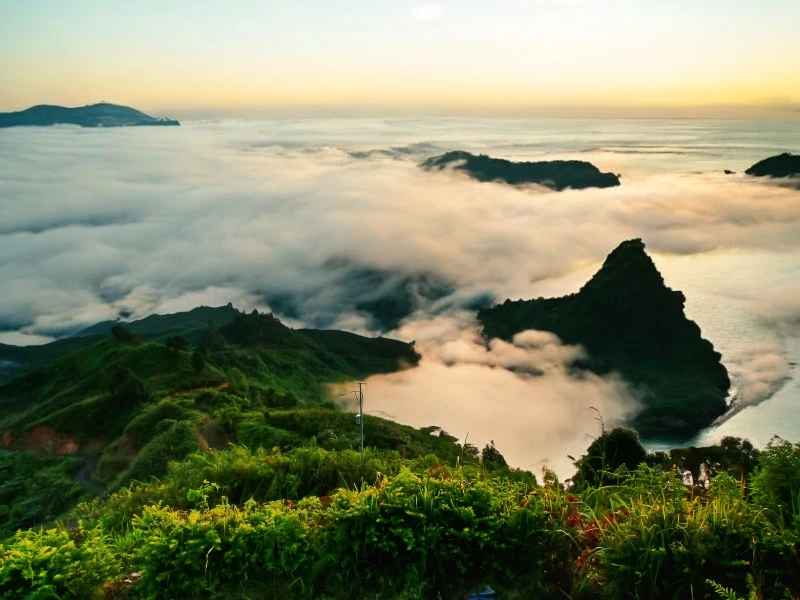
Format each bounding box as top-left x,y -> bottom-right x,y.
1,118 -> 798,474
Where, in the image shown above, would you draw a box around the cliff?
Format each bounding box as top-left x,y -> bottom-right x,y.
478,239 -> 730,437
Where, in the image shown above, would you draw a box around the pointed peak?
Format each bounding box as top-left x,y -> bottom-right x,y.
580,238 -> 668,297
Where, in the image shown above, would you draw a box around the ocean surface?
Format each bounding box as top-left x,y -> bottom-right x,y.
1,116 -> 798,475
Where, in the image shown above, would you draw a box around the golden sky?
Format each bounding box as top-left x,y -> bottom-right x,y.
1,0 -> 798,117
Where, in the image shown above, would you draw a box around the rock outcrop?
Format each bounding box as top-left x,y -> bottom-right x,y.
744,153 -> 800,178
478,239 -> 730,438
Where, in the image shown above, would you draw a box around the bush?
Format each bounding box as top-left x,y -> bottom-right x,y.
0,525 -> 120,599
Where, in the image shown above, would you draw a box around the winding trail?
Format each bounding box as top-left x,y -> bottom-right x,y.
73,454 -> 106,497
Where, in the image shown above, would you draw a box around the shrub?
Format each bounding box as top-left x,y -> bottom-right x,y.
0,525 -> 120,599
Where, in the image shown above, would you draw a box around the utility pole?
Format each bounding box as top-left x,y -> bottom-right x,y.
340,382 -> 366,477
356,381 -> 365,475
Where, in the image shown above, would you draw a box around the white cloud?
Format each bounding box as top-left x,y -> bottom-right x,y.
1,121 -> 799,470
411,4 -> 444,21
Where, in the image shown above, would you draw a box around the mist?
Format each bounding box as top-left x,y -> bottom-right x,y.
1,118 -> 798,468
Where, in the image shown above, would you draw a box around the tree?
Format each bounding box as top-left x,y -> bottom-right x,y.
111,325 -> 139,345
573,427 -> 648,488
191,351 -> 206,374
109,367 -> 151,405
481,440 -> 508,470
166,336 -> 189,353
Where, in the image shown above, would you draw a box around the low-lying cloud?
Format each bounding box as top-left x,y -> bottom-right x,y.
1,120 -> 798,465
355,314 -> 641,476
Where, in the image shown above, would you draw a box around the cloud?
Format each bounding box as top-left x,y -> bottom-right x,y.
411,4 -> 444,21
0,122 -> 798,468
354,314 -> 641,476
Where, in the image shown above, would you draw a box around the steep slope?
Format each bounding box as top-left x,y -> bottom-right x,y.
745,152 -> 800,178
422,151 -> 621,191
478,239 -> 730,437
0,102 -> 180,128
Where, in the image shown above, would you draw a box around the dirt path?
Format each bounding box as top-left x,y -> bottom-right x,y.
73,454 -> 106,497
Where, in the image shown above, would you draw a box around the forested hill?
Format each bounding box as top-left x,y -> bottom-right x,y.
0,102 -> 180,128
422,150 -> 621,190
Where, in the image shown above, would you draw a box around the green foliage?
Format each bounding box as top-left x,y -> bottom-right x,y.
1,441 -> 799,599
111,325 -> 139,345
750,437 -> 800,525
165,335 -> 189,353
0,452 -> 90,539
120,421 -> 201,487
480,440 -> 508,471
572,427 -> 648,488
110,367 -> 152,405
0,525 -> 120,599
191,350 -> 206,373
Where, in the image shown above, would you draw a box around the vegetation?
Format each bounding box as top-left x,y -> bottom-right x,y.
422,150 -> 621,190
0,303 -> 797,599
0,306 -> 419,491
1,436 -> 798,599
478,239 -> 730,438
0,452 -> 90,539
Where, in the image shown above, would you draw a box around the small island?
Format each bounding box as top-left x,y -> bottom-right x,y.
422,150 -> 621,191
0,102 -> 180,128
744,152 -> 800,178
478,239 -> 730,438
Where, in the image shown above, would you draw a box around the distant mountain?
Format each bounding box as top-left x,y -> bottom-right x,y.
745,153 -> 800,178
0,102 -> 180,128
0,305 -> 241,381
76,304 -> 240,339
422,151 -> 621,191
478,239 -> 730,438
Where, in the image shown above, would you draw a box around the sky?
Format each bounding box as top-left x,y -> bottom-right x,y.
1,0 -> 799,117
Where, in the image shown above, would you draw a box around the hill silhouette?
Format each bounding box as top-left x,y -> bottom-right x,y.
478,239 -> 730,437
744,152 -> 800,178
422,150 -> 621,191
0,102 -> 180,128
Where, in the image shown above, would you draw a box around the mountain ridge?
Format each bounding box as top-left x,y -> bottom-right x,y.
0,102 -> 180,128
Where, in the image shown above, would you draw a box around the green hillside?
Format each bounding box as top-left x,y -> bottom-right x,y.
1,302 -> 797,599
0,307 -> 420,496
